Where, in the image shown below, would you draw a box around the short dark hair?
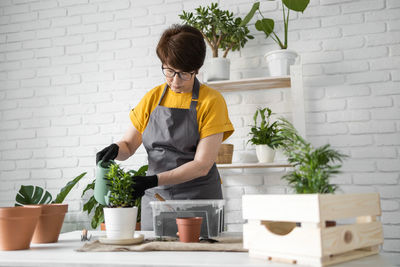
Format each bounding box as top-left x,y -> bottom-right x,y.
156,24 -> 206,72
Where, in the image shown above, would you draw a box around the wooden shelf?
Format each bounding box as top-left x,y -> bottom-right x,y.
206,76 -> 291,92
216,162 -> 292,169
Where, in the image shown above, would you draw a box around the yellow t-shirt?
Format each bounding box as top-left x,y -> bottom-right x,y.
129,83 -> 234,141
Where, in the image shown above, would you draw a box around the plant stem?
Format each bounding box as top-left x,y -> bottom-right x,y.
200,31 -> 217,57
222,43 -> 234,58
284,5 -> 289,49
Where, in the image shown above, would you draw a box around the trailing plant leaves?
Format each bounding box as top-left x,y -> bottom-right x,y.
283,0 -> 310,13
53,172 -> 86,204
15,185 -> 52,206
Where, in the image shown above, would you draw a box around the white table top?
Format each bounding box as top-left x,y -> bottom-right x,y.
0,231 -> 398,267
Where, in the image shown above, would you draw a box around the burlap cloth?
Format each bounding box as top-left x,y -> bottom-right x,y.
76,236 -> 247,252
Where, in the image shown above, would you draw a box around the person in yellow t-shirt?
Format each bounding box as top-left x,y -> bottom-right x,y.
96,24 -> 234,230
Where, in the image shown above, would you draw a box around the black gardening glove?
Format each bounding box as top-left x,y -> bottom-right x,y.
96,143 -> 119,164
131,175 -> 158,199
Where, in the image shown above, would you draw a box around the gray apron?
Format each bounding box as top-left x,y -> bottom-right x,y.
141,78 -> 222,230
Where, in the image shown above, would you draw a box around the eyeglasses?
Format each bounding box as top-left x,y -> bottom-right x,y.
161,67 -> 195,81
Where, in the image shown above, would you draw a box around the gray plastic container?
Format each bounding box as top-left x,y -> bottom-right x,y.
150,199 -> 225,238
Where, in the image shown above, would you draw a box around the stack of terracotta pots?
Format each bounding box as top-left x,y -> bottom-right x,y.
0,204 -> 68,250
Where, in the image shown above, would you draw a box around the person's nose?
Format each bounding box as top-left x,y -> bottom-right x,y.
171,73 -> 182,83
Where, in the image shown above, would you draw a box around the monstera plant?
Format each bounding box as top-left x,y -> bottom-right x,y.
15,172 -> 87,206
14,172 -> 87,244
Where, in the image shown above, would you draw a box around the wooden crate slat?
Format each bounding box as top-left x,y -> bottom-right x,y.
321,222 -> 383,255
243,221 -> 323,257
243,194 -> 322,222
319,193 -> 381,220
243,193 -> 383,267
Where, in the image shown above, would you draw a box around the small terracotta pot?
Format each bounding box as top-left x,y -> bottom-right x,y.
0,206 -> 42,250
176,217 -> 203,243
31,204 -> 68,243
100,222 -> 141,231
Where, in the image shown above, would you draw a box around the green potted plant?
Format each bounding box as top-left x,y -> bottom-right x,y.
14,172 -> 86,243
242,0 -> 310,76
278,117 -> 347,194
82,164 -> 147,232
248,107 -> 283,163
180,2 -> 253,81
102,163 -> 141,240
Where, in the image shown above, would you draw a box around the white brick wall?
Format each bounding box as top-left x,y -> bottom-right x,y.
0,0 -> 399,254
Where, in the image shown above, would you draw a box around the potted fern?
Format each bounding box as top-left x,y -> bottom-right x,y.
278,118 -> 347,194
242,0 -> 310,76
248,107 -> 283,163
180,2 -> 253,81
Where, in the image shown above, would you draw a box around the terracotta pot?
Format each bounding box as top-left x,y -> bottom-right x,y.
100,222 -> 141,231
31,204 -> 68,243
176,217 -> 203,243
0,206 -> 42,250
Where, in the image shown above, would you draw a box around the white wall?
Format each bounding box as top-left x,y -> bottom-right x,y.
0,0 -> 399,254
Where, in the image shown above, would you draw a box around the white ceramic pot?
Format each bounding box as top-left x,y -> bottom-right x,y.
255,145 -> 276,163
205,57 -> 230,81
103,207 -> 137,239
265,49 -> 297,76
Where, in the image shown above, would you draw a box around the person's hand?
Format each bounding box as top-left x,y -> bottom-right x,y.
96,143 -> 119,164
131,175 -> 158,199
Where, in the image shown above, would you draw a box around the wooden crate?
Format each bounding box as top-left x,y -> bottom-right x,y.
242,193 -> 383,266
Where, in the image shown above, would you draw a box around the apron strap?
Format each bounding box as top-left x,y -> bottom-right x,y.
189,78 -> 200,111
158,83 -> 169,106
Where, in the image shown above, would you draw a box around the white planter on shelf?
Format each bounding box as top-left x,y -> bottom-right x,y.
265,49 -> 297,76
255,145 -> 276,163
205,57 -> 230,81
103,207 -> 137,239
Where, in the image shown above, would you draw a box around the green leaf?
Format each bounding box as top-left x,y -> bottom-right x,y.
240,2 -> 259,26
83,196 -> 97,214
255,18 -> 274,38
92,205 -> 104,229
282,0 -> 310,12
81,179 -> 95,198
15,185 -> 52,206
53,172 -> 86,204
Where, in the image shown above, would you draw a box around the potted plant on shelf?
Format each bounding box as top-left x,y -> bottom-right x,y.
180,2 -> 253,81
82,163 -> 147,233
248,107 -> 283,163
14,172 -> 86,243
242,0 -> 310,76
